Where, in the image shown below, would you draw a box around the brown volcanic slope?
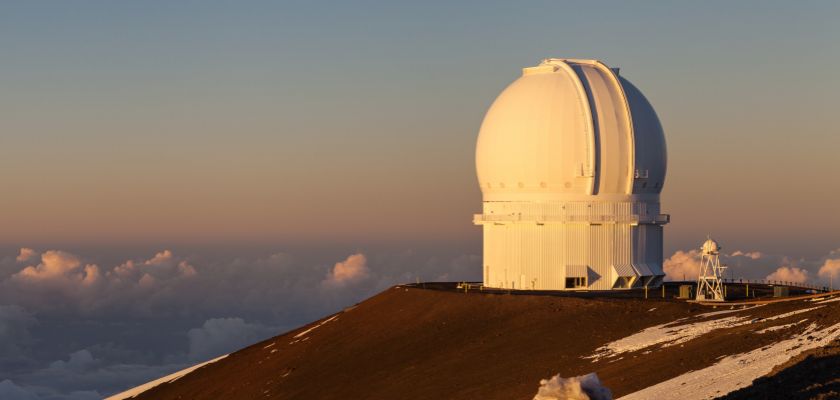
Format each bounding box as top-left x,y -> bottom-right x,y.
127,286 -> 840,400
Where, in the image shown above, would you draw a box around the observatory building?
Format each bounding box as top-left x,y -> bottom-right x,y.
473,58 -> 669,290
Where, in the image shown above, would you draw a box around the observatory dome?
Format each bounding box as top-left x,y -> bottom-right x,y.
474,58 -> 670,291
476,58 -> 667,202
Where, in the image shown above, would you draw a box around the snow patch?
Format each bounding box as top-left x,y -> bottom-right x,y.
756,319 -> 807,334
618,321 -> 840,400
587,304 -> 826,362
585,316 -> 749,361
534,373 -> 613,400
105,354 -> 228,400
695,305 -> 762,318
293,315 -> 339,339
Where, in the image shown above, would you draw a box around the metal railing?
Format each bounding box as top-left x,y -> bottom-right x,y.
473,213 -> 669,224
694,278 -> 831,292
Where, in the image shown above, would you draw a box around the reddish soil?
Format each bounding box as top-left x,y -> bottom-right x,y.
131,285 -> 840,400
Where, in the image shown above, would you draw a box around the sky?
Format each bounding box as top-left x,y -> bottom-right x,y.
1,1 -> 840,398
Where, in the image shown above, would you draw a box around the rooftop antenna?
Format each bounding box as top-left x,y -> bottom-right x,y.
696,236 -> 727,301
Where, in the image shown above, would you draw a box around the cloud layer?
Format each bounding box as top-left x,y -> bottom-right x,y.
187,318 -> 275,361
664,246 -> 839,287
766,267 -> 809,284
663,250 -> 703,281
818,256 -> 840,283
0,245 -> 480,399
9,243 -> 834,399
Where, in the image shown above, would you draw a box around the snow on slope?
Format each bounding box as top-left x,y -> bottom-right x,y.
586,305 -> 826,362
585,315 -> 749,362
293,315 -> 338,339
288,314 -> 339,345
618,321 -> 840,400
105,354 -> 228,400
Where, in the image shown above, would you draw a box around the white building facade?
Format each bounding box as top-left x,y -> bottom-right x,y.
474,59 -> 669,290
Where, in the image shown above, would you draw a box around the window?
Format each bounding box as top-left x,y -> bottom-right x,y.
566,277 -> 587,288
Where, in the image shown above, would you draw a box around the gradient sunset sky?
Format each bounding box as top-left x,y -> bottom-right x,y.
2,1 -> 839,256
2,2 -> 840,398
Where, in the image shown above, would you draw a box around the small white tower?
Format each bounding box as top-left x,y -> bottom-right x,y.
696,237 -> 727,301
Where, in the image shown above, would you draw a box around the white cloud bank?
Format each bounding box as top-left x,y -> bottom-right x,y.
534,373 -> 612,400
322,253 -> 369,287
0,246 -> 480,398
818,257 -> 840,282
663,250 -> 702,281
2,249 -> 201,316
662,246 -> 836,284
12,250 -> 100,287
765,266 -> 809,283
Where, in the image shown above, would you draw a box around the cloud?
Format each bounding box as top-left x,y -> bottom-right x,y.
109,249 -> 196,283
730,250 -> 762,260
765,267 -> 809,284
533,372 -> 613,400
322,253 -> 369,287
0,378 -> 101,400
663,250 -> 702,281
0,305 -> 37,368
47,350 -> 98,373
664,247 -> 812,282
146,250 -> 173,265
16,345 -> 182,397
1,248 -> 479,320
23,355 -> 174,399
16,248 -> 37,263
0,249 -> 208,316
0,380 -> 38,400
12,251 -> 99,284
187,318 -> 275,361
818,258 -> 840,282
0,246 -> 479,398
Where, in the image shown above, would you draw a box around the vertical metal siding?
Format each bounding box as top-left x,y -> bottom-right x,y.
482,200 -> 663,290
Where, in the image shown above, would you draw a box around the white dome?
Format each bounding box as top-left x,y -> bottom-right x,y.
476,58 -> 667,202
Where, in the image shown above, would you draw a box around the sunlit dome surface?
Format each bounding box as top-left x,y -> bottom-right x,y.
476,58 -> 667,201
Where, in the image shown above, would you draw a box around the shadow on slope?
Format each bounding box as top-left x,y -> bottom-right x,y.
719,352 -> 840,400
